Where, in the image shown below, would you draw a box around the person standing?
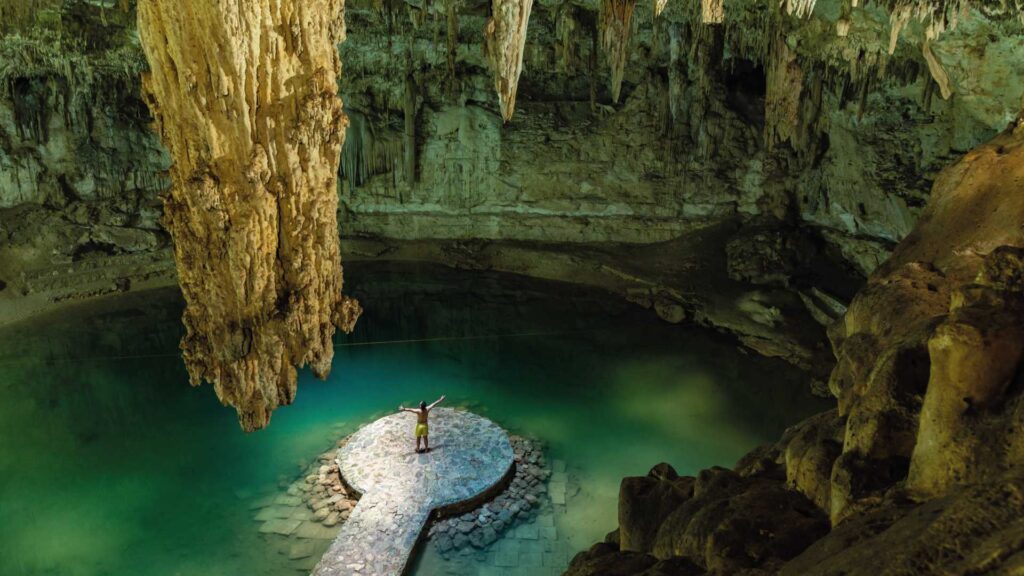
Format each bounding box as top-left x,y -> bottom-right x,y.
398,395 -> 445,453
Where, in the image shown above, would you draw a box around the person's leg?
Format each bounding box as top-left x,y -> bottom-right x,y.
416,436 -> 422,452
424,434 -> 430,452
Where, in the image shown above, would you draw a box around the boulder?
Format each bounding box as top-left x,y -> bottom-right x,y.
782,466 -> 1024,576
651,467 -> 828,573
782,410 -> 844,513
618,463 -> 694,553
908,247 -> 1024,498
653,297 -> 686,324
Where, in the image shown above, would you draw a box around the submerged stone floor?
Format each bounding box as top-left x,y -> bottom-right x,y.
312,408 -> 515,576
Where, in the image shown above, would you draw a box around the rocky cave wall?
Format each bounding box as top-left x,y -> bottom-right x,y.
4,0 -> 1024,569
1,0 -> 1023,418
565,113 -> 1024,575
2,0 -> 1023,289
336,0 -> 1024,278
0,4 -> 170,287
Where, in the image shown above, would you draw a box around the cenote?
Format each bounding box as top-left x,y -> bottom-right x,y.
0,262 -> 826,576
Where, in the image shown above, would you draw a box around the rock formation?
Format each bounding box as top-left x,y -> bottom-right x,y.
135,0 -> 360,431
2,0 -> 1024,413
700,0 -> 723,23
567,114 -> 1024,574
483,0 -> 534,122
654,0 -> 669,18
5,0 -> 1024,288
3,0 -> 1024,569
598,0 -> 636,104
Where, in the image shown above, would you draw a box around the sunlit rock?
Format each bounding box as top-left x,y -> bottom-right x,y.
700,0 -> 723,23
824,117 -> 1024,519
908,247 -> 1024,497
136,0 -> 361,431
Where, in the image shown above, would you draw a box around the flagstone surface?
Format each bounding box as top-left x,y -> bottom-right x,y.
312,408 -> 514,576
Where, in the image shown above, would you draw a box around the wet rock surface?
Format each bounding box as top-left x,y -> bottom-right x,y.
248,435 -> 355,572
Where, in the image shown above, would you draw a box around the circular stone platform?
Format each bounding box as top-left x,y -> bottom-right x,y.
313,408 -> 514,576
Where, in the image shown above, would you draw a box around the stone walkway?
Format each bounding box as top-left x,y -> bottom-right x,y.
312,408 -> 515,576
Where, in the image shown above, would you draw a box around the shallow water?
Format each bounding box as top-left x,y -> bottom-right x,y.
0,262 -> 828,576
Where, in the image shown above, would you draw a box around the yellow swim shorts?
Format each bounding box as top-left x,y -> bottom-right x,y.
415,423 -> 428,438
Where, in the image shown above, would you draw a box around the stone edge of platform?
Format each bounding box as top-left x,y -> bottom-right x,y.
398,460 -> 516,576
324,410 -> 518,576
333,408 -> 515,503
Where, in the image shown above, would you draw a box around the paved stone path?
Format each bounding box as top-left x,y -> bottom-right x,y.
312,408 -> 515,576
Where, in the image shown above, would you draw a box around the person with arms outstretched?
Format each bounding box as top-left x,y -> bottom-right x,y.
398,395 -> 445,453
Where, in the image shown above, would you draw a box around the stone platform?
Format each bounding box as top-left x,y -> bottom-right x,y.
312,408 -> 515,576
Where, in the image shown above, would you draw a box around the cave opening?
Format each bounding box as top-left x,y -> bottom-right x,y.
724,58 -> 767,126
2,0 -> 1024,575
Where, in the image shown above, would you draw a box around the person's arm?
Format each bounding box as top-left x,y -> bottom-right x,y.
397,405 -> 419,414
427,395 -> 446,410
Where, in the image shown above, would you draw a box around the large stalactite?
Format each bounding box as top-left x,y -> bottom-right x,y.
701,0 -> 724,23
483,0 -> 534,122
599,0 -> 637,104
136,0 -> 361,431
765,34 -> 805,150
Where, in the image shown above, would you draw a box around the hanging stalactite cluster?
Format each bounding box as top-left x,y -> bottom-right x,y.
340,110 -> 405,190
599,0 -> 637,103
446,0 -> 459,97
340,0 -> 967,207
483,0 -> 534,122
555,3 -> 579,73
336,0 -> 1023,128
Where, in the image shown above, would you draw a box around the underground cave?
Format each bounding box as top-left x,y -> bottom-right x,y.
1,0 -> 1024,575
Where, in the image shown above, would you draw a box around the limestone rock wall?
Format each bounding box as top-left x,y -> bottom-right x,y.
3,1 -> 1023,281
2,0 -> 1024,409
135,0 -> 360,431
566,114 -> 1024,575
338,84 -> 763,243
335,0 -> 1024,275
0,12 -> 170,288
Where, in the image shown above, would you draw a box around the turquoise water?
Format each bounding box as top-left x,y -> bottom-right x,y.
0,262 -> 827,576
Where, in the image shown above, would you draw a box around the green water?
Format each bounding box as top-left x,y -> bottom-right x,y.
0,262 -> 828,576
